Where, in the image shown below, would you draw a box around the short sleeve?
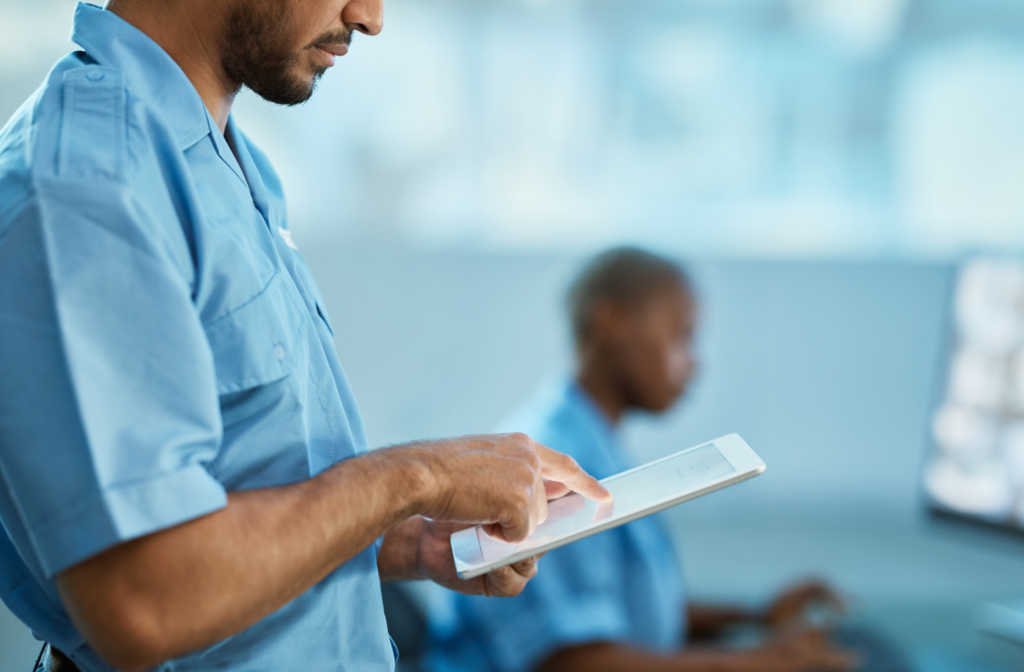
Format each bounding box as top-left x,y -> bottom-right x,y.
450,529 -> 632,672
0,176 -> 226,578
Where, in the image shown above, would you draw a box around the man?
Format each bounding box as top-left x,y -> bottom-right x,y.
426,248 -> 855,672
0,2 -> 610,672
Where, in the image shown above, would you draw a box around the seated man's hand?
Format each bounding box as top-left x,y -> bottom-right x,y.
749,629 -> 858,672
764,579 -> 846,629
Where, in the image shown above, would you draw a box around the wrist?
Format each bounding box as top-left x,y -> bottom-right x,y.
374,440 -> 442,520
392,442 -> 446,518
333,444 -> 438,524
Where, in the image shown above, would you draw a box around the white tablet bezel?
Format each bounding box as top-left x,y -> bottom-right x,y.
451,433 -> 765,579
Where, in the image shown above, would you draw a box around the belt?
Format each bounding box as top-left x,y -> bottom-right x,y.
37,645 -> 81,672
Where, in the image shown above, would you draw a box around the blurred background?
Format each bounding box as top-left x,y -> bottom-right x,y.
3,1 -> 1024,670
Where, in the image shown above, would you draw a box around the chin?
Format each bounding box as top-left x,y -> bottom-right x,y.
637,396 -> 675,415
650,388 -> 687,414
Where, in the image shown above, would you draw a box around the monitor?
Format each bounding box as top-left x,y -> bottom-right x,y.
921,257 -> 1024,644
923,258 -> 1024,532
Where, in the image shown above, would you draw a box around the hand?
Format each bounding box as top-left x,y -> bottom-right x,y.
746,629 -> 858,672
414,433 -> 612,543
764,580 -> 846,629
415,517 -> 543,597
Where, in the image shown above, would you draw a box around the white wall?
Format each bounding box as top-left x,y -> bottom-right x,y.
306,248 -> 951,521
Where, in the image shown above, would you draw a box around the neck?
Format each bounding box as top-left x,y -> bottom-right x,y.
107,0 -> 238,132
575,354 -> 628,426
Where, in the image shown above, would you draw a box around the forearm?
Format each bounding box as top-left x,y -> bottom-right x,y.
57,445 -> 432,672
540,642 -> 767,672
55,431 -> 611,670
688,603 -> 759,640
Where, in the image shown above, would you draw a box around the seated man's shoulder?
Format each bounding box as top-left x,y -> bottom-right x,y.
497,392 -> 599,467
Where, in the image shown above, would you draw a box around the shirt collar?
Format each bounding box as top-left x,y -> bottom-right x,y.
70,2 -> 211,150
565,380 -> 617,434
226,117 -> 273,227
563,378 -> 624,459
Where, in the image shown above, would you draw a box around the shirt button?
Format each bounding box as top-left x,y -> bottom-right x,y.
86,71 -> 105,82
274,345 -> 286,360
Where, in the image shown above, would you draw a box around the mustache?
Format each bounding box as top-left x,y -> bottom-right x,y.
308,30 -> 352,51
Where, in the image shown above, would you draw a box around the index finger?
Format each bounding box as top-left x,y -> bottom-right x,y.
534,443 -> 612,502
800,581 -> 847,613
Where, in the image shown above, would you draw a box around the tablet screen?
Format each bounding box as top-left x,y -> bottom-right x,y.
472,442 -> 737,560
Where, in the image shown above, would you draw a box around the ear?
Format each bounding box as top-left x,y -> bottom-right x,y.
589,300 -> 631,346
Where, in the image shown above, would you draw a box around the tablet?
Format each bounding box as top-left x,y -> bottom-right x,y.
451,433 -> 765,579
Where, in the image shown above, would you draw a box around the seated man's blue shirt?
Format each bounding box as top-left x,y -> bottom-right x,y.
425,379 -> 686,672
0,4 -> 395,671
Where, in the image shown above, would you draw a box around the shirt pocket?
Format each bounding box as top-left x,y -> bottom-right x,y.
203,271 -> 307,394
285,251 -> 335,338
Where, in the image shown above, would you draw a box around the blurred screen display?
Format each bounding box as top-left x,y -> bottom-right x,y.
924,258 -> 1024,528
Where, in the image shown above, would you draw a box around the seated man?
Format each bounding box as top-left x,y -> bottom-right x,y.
425,248 -> 855,672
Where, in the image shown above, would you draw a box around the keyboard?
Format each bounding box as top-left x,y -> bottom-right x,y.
832,625 -> 916,672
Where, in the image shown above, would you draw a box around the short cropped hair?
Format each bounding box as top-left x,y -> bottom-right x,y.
567,247 -> 690,346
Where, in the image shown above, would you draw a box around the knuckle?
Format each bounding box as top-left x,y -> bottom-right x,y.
560,453 -> 580,472
515,558 -> 539,578
504,582 -> 526,598
490,568 -> 513,589
515,465 -> 535,489
508,432 -> 530,446
501,503 -> 521,526
513,487 -> 532,509
526,451 -> 542,471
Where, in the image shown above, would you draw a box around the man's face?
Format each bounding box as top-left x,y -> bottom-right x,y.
613,282 -> 698,414
221,0 -> 383,106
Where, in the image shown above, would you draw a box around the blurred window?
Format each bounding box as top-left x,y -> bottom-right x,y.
4,0 -> 1024,256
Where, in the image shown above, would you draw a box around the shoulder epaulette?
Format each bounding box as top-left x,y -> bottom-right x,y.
58,66 -> 126,180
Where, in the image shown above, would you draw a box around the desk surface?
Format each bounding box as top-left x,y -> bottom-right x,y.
668,507 -> 1024,672
864,602 -> 1023,672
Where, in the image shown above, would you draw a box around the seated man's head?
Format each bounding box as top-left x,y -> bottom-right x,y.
568,247 -> 697,418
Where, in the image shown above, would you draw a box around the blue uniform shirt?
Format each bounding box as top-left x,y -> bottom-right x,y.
425,379 -> 687,672
0,4 -> 395,671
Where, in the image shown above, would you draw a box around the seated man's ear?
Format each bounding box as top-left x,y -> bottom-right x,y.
589,300 -> 632,347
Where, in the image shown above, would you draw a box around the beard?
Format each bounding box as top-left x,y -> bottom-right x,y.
221,0 -> 349,106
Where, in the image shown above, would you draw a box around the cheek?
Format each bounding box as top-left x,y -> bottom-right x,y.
661,343 -> 696,396
667,348 -> 688,381
631,341 -> 677,396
